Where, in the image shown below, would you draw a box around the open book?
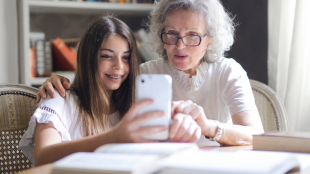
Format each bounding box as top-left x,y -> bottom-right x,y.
157,150 -> 301,174
51,142 -> 309,174
51,143 -> 198,174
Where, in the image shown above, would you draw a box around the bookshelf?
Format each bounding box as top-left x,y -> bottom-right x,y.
18,0 -> 154,87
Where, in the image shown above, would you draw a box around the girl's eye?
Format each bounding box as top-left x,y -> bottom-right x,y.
101,55 -> 111,59
123,56 -> 130,60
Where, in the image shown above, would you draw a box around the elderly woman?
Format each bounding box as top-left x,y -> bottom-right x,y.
37,0 -> 264,145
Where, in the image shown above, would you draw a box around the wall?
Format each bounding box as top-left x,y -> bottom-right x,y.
0,0 -> 19,84
29,0 -> 268,84
222,0 -> 268,84
30,13 -> 146,40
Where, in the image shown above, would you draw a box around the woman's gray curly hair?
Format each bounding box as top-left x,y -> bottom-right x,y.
148,0 -> 235,63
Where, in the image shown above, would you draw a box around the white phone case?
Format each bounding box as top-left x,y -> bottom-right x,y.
135,74 -> 172,140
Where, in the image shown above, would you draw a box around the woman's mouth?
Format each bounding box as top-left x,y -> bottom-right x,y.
174,54 -> 188,60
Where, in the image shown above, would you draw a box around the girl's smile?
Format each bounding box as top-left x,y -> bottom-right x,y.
99,35 -> 130,95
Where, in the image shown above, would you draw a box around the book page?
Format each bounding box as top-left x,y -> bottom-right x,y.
94,143 -> 198,156
295,153 -> 310,171
157,150 -> 300,174
53,152 -> 159,173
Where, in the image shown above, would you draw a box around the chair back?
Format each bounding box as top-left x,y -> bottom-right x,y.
250,79 -> 289,132
0,84 -> 38,173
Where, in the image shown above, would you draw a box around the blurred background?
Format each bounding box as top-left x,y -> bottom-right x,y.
1,0 -> 310,132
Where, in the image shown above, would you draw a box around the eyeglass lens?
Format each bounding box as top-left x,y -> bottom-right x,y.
162,34 -> 200,46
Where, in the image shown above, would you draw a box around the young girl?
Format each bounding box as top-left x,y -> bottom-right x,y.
19,16 -> 201,167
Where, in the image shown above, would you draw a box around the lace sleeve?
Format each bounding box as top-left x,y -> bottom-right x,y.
18,90 -> 73,166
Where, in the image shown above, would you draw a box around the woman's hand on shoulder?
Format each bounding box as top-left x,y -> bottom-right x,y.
37,74 -> 71,103
110,100 -> 167,143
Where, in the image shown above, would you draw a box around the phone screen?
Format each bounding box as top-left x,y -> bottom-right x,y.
136,74 -> 172,140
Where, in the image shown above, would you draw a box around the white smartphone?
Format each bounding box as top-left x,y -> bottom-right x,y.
135,74 -> 172,140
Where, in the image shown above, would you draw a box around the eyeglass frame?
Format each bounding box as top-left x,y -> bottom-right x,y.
160,32 -> 210,47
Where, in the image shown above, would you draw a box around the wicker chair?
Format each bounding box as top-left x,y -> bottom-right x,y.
250,79 -> 289,132
0,84 -> 38,174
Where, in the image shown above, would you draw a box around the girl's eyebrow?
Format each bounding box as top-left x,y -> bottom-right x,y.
101,49 -> 114,52
100,49 -> 131,53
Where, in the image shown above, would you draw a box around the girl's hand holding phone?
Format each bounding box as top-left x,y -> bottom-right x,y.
110,99 -> 201,143
110,100 -> 167,143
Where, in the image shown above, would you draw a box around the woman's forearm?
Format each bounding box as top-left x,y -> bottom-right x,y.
203,110 -> 264,146
218,124 -> 264,145
34,129 -> 116,166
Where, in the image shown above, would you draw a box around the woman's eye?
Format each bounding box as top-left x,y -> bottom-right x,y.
101,55 -> 111,58
168,32 -> 178,35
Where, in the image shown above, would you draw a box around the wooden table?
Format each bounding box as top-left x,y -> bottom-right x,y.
16,145 -> 307,174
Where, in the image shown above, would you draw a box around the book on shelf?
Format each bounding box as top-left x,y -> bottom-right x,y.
29,48 -> 36,78
47,0 -> 154,3
35,40 -> 53,77
44,41 -> 53,76
137,0 -> 153,3
134,28 -> 159,62
29,32 -> 45,49
29,32 -> 53,77
253,131 -> 310,153
51,143 -> 198,174
52,37 -> 77,71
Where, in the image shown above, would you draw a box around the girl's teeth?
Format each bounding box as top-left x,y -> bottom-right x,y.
107,74 -> 121,79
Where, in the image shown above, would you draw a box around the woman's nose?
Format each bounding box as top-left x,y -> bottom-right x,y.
175,38 -> 186,50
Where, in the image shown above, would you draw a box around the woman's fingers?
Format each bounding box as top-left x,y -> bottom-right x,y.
172,100 -> 206,120
187,127 -> 202,143
172,114 -> 192,141
169,113 -> 201,142
50,75 -> 67,98
45,81 -> 56,98
188,105 -> 205,120
36,92 -> 42,103
172,100 -> 197,117
169,113 -> 183,139
61,77 -> 71,89
37,85 -> 47,101
171,101 -> 182,116
171,100 -> 191,117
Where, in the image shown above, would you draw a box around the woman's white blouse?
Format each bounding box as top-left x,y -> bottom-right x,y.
140,58 -> 257,124
18,90 -> 121,166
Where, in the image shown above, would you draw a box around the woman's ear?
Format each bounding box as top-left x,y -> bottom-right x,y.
203,46 -> 208,52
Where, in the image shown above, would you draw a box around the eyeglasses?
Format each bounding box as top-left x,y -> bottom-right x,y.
161,32 -> 210,47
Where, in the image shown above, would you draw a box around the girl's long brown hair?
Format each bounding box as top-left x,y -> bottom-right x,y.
71,16 -> 140,137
